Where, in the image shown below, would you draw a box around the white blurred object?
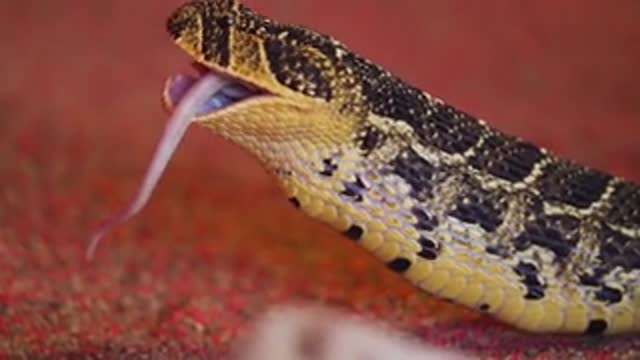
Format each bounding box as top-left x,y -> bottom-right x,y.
234,306 -> 473,360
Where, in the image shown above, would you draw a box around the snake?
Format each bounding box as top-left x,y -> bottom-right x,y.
89,0 -> 640,336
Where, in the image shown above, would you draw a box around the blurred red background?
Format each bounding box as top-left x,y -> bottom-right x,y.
0,0 -> 639,358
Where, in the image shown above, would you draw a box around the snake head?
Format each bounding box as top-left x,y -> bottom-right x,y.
166,0 -> 238,69
164,0 -> 365,152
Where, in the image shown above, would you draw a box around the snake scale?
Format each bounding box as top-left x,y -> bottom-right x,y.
96,0 -> 640,336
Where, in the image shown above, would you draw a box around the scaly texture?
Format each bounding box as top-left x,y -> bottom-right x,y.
164,0 -> 640,335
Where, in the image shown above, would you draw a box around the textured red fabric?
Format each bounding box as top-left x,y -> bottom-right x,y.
1,0 -> 639,358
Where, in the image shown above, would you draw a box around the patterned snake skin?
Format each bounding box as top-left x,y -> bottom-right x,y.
163,0 -> 640,335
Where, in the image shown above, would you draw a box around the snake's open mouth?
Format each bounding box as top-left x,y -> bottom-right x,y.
87,63 -> 270,259
162,62 -> 267,116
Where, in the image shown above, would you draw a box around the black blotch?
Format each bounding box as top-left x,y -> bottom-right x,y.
319,158 -> 338,177
418,249 -> 438,261
486,245 -> 509,257
448,188 -> 505,232
469,134 -> 543,182
600,241 -> 622,259
512,215 -> 580,259
358,126 -> 386,154
340,188 -> 362,202
514,261 -> 539,279
537,162 -> 612,209
579,272 -> 602,287
585,319 -> 607,336
417,237 -> 439,260
354,56 -> 431,123
288,197 -> 301,208
479,304 -> 490,312
411,207 -> 439,231
264,37 -> 332,100
598,225 -> 640,272
595,285 -> 623,304
340,176 -> 367,202
344,225 -> 364,241
579,265 -> 614,289
606,181 -> 640,229
200,13 -> 231,66
413,103 -> 486,154
387,257 -> 412,273
513,261 -> 546,300
524,286 -> 545,300
390,148 -> 436,199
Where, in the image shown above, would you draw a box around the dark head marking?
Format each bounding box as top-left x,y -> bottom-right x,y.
167,0 -> 361,106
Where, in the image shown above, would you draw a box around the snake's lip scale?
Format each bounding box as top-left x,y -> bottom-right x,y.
162,61 -> 269,116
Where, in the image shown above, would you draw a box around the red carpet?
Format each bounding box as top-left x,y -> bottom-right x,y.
1,1 -> 639,358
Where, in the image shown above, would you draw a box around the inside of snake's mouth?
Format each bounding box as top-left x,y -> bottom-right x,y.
163,62 -> 269,115
86,63 -> 270,260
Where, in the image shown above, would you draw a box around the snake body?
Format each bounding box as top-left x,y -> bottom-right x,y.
163,0 -> 640,335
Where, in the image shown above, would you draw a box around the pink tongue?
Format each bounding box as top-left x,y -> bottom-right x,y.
86,73 -> 231,260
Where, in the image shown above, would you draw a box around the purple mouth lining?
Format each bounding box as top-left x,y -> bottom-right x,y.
164,65 -> 263,116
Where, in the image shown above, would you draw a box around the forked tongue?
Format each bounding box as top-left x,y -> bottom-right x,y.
86,73 -> 230,260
